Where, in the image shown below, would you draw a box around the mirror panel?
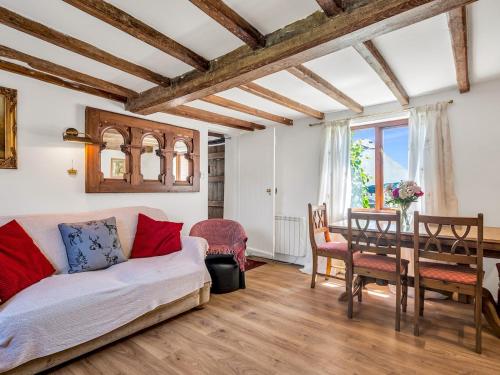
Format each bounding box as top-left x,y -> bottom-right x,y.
101,129 -> 126,179
141,135 -> 161,181
173,140 -> 191,183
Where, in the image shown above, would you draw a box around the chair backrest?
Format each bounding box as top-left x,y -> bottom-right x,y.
347,208 -> 401,258
413,212 -> 483,267
190,219 -> 247,247
308,203 -> 331,251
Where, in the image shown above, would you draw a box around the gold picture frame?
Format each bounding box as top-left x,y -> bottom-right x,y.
110,158 -> 125,179
0,86 -> 17,169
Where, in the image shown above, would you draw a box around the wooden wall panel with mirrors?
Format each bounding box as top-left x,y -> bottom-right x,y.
85,107 -> 200,193
0,86 -> 17,169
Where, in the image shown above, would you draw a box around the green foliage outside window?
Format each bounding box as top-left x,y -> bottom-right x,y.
350,139 -> 371,208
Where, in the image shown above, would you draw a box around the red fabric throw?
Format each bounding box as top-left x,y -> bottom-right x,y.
0,220 -> 55,304
130,214 -> 183,258
189,219 -> 248,271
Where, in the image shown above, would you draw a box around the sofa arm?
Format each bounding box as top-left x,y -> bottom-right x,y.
181,236 -> 208,264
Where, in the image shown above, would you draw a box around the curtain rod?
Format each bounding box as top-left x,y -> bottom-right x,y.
308,100 -> 454,127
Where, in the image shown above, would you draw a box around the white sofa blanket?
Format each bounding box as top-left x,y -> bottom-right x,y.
0,207 -> 211,372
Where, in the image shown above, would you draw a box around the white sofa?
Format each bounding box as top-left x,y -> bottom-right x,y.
0,206 -> 211,374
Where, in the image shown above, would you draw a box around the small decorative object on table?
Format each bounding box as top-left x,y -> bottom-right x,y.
385,180 -> 424,229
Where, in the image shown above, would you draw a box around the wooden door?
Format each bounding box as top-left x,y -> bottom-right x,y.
208,144 -> 224,218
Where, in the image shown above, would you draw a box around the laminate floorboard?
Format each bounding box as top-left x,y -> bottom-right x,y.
49,263 -> 500,375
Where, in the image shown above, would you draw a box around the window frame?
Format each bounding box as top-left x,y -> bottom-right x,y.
351,118 -> 409,210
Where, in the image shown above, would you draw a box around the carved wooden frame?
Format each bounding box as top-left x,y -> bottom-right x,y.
85,107 -> 200,193
0,86 -> 17,169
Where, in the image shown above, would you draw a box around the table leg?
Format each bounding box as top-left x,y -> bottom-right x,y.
338,276 -> 362,302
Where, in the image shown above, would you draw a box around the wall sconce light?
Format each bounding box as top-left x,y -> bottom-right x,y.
63,128 -> 94,144
67,160 -> 77,176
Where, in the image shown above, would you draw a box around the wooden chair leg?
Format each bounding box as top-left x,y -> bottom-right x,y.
402,268 -> 408,313
357,276 -> 363,302
475,293 -> 482,354
419,288 -> 425,317
347,267 -> 353,319
414,279 -> 420,336
311,254 -> 318,289
395,276 -> 401,332
325,258 -> 332,280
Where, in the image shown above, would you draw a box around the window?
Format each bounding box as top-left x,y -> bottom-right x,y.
350,119 -> 408,209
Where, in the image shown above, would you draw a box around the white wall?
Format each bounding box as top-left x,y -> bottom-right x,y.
0,72 -> 208,234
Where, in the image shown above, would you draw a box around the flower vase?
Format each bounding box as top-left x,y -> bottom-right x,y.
400,203 -> 412,230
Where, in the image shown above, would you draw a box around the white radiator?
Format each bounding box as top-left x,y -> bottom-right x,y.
275,215 -> 307,257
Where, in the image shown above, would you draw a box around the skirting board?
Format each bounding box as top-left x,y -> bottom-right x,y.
246,246 -> 274,260
4,282 -> 211,375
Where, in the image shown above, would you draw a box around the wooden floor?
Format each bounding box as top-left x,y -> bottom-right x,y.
49,263 -> 500,375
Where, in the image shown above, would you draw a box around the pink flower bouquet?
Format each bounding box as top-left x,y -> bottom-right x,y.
385,180 -> 424,206
385,181 -> 424,227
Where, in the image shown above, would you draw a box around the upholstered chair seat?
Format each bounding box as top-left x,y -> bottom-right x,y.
317,241 -> 348,259
353,253 -> 409,274
419,262 -> 478,285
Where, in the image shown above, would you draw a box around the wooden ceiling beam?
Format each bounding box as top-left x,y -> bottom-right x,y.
63,0 -> 209,72
0,44 -> 137,98
164,105 -> 265,131
189,0 -> 265,49
201,95 -> 293,126
0,6 -> 170,85
448,6 -> 469,93
239,82 -> 324,120
127,0 -> 475,114
315,0 -> 343,17
287,65 -> 363,113
0,59 -> 127,102
353,40 -> 409,106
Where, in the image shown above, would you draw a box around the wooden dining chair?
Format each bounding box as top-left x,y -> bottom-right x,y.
346,208 -> 409,331
308,203 -> 349,289
413,212 -> 484,353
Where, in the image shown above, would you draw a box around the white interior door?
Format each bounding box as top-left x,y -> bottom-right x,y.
237,128 -> 275,259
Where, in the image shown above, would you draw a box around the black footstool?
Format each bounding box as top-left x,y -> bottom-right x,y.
205,254 -> 244,294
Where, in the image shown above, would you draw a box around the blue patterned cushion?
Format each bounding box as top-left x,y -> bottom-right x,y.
58,217 -> 126,273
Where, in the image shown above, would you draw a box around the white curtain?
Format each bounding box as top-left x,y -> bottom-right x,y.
408,102 -> 458,216
318,119 -> 352,222
302,119 -> 351,275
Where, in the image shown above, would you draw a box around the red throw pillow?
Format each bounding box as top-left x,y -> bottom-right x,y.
130,214 -> 183,259
0,220 -> 55,304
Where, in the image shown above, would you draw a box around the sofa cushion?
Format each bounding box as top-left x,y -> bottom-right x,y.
131,214 -> 183,259
58,217 -> 126,273
0,206 -> 169,273
0,220 -> 55,304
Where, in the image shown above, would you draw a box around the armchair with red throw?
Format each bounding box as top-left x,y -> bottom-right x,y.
190,219 -> 247,290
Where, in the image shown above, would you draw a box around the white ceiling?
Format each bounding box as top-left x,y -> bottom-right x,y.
0,0 -> 499,128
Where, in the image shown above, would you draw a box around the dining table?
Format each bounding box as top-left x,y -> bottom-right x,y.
328,220 -> 500,337
329,220 -> 500,258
